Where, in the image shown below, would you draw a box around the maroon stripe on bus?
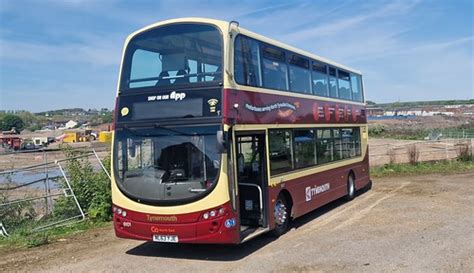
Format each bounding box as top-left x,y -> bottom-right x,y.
223,88 -> 366,125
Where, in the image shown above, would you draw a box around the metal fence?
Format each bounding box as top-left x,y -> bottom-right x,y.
369,138 -> 473,166
0,147 -> 110,237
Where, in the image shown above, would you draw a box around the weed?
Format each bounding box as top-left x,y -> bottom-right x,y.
456,142 -> 473,162
26,233 -> 49,248
387,147 -> 396,164
407,144 -> 419,165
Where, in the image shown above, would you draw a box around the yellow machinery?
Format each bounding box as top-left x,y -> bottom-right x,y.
98,131 -> 112,143
63,132 -> 79,143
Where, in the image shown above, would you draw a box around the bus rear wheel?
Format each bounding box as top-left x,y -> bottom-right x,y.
270,194 -> 290,237
345,174 -> 356,201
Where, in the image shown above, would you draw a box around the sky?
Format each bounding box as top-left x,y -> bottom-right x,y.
0,0 -> 473,112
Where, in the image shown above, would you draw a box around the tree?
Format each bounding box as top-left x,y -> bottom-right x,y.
0,114 -> 25,131
101,112 -> 113,124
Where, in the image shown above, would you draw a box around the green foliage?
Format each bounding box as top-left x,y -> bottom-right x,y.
53,146 -> 112,221
368,125 -> 474,140
27,124 -> 42,132
26,233 -> 49,248
101,112 -> 113,124
0,114 -> 25,131
371,160 -> 474,178
368,124 -> 386,137
0,220 -> 108,249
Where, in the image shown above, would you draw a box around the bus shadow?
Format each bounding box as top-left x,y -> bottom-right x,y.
126,188 -> 371,261
290,187 -> 370,230
125,235 -> 278,261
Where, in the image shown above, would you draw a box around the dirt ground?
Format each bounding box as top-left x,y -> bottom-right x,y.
0,142 -> 110,171
369,115 -> 473,131
1,172 -> 473,272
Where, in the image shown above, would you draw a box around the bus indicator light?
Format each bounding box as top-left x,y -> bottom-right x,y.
120,107 -> 129,117
224,218 -> 236,228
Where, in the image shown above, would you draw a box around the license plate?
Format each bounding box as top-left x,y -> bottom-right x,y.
152,234 -> 179,243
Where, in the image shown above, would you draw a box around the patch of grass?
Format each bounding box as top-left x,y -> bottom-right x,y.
371,160 -> 474,178
0,220 -> 109,250
26,233 -> 49,248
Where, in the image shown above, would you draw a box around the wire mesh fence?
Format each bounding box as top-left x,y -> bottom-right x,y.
0,147 -> 110,237
369,138 -> 473,166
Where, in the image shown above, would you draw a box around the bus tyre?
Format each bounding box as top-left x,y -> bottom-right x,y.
345,174 -> 356,201
271,195 -> 290,237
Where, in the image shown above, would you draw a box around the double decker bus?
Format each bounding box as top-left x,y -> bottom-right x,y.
111,18 -> 371,244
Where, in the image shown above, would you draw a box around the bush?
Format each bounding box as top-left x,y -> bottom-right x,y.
456,142 -> 473,162
368,124 -> 385,137
53,146 -> 112,222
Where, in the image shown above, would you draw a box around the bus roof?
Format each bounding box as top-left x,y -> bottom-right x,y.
127,17 -> 362,75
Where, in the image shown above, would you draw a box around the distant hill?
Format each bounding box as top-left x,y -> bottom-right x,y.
35,108 -> 111,116
370,99 -> 474,109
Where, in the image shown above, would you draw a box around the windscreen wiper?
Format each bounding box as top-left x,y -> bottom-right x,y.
153,123 -> 194,136
116,124 -> 186,137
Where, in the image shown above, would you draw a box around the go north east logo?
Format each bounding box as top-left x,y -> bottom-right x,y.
305,183 -> 330,202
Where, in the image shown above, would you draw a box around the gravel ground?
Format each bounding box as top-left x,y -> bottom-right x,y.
1,172 -> 473,272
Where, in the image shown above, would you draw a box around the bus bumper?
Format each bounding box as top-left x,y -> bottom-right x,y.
112,202 -> 240,244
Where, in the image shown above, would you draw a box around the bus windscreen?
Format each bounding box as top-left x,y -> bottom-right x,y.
113,125 -> 221,205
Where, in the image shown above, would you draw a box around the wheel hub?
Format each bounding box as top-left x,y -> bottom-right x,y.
349,177 -> 355,195
274,201 -> 287,225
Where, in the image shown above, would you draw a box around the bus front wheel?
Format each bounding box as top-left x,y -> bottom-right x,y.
270,194 -> 290,237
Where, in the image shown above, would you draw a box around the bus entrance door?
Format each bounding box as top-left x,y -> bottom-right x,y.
235,133 -> 269,239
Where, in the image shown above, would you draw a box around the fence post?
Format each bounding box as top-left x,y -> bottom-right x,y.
57,161 -> 86,220
93,148 -> 111,180
446,141 -> 449,160
0,222 -> 9,237
43,150 -> 50,214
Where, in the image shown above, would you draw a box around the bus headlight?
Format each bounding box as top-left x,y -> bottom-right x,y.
113,206 -> 127,217
201,207 -> 225,220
